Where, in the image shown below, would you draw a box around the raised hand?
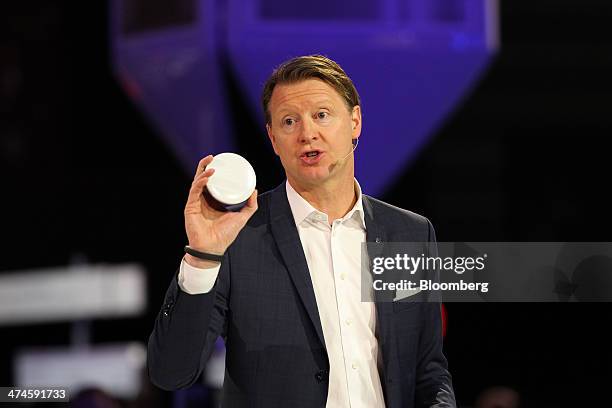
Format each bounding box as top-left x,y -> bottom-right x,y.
183,155 -> 258,268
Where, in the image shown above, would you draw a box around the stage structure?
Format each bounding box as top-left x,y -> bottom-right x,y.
110,0 -> 498,194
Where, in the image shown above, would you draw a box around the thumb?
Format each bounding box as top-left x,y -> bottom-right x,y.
242,189 -> 258,215
240,190 -> 257,219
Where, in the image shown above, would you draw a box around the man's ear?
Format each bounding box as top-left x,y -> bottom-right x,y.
266,124 -> 279,156
351,105 -> 362,139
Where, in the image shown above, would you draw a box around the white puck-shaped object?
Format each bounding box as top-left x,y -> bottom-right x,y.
206,153 -> 256,211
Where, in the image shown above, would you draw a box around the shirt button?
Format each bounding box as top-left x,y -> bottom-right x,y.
340,273 -> 346,280
352,363 -> 358,370
345,319 -> 352,326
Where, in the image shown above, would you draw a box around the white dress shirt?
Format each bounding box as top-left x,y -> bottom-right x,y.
178,180 -> 385,407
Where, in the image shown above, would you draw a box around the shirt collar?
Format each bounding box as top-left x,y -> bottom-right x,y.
285,179 -> 366,229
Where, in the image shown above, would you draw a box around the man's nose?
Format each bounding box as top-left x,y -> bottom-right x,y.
299,119 -> 318,143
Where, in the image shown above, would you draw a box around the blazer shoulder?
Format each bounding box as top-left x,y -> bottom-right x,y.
363,195 -> 434,237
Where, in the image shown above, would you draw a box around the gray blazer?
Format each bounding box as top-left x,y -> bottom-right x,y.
148,183 -> 456,407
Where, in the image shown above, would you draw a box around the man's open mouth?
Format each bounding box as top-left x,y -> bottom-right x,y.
301,151 -> 320,158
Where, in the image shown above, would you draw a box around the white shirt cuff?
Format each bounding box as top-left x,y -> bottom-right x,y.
177,257 -> 221,294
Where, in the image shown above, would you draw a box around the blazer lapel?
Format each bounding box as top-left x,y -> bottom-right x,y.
362,196 -> 394,365
269,183 -> 327,350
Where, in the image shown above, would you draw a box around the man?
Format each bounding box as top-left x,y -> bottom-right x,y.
148,55 -> 455,407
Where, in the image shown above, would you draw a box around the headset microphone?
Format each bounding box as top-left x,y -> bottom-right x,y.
337,138 -> 359,163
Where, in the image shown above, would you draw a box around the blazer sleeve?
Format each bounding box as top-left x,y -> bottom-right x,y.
147,254 -> 230,390
415,219 -> 457,407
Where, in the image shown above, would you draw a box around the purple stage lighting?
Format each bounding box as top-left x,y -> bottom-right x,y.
111,0 -> 498,195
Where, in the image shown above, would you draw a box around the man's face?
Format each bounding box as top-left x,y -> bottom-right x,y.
266,79 -> 361,189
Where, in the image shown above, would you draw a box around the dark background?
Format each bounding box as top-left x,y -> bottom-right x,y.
2,1 -> 611,406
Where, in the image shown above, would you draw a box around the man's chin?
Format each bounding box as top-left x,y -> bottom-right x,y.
292,171 -> 331,187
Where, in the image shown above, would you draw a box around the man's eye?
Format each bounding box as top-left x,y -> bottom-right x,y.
317,112 -> 329,120
284,118 -> 295,126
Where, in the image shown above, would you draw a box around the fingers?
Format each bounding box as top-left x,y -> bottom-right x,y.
194,167 -> 215,183
192,167 -> 215,191
187,155 -> 215,202
194,155 -> 214,177
186,167 -> 215,206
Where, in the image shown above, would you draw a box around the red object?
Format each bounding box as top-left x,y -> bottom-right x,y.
118,70 -> 142,101
441,303 -> 447,338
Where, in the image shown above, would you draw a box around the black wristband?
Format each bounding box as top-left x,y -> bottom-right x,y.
184,245 -> 224,263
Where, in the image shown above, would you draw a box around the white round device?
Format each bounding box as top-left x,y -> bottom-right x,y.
206,153 -> 256,211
